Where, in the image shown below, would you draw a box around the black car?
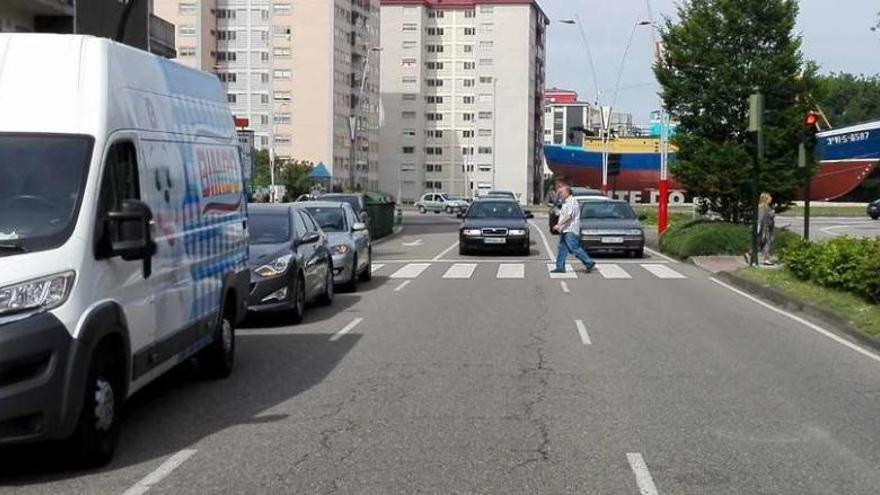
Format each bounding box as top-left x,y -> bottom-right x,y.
459,198 -> 534,256
869,199 -> 879,220
578,200 -> 645,258
246,204 -> 334,322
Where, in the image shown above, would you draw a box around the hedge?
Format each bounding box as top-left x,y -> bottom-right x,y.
659,219 -> 800,259
781,237 -> 880,304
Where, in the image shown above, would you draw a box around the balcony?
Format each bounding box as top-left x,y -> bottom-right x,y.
149,14 -> 176,59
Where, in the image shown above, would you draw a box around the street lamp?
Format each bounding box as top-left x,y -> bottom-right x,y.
558,16 -> 601,107
349,46 -> 383,192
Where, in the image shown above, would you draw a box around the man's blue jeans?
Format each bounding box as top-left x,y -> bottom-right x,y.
556,232 -> 594,271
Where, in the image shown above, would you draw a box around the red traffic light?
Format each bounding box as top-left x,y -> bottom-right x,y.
804,112 -> 819,128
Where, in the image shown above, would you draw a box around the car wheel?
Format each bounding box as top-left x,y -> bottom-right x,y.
359,249 -> 373,281
633,248 -> 644,259
872,214 -> 879,221
199,308 -> 236,379
290,273 -> 306,323
68,341 -> 123,468
520,245 -> 531,256
318,263 -> 334,306
344,256 -> 358,292
418,205 -> 427,214
459,243 -> 469,256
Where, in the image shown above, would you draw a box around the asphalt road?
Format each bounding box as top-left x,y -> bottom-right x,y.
4,212 -> 880,494
777,216 -> 880,240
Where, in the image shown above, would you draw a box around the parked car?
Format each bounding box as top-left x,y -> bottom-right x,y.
319,193 -> 370,225
302,201 -> 372,291
247,204 -> 334,319
415,192 -> 469,214
0,35 -> 250,466
578,200 -> 645,258
548,187 -> 607,233
869,199 -> 879,220
459,198 -> 534,256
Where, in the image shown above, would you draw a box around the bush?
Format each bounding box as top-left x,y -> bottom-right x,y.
659,219 -> 799,259
781,237 -> 880,304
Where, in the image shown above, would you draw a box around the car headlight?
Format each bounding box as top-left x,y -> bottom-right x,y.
581,229 -> 601,236
0,271 -> 75,316
333,245 -> 352,255
508,229 -> 527,236
255,254 -> 293,278
625,229 -> 644,236
463,229 -> 482,236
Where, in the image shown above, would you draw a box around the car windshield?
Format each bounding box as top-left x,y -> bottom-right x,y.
0,134 -> 93,255
305,207 -> 347,232
465,201 -> 523,219
248,212 -> 292,244
580,202 -> 637,220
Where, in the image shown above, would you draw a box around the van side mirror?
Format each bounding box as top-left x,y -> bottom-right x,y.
352,222 -> 367,232
106,199 -> 156,278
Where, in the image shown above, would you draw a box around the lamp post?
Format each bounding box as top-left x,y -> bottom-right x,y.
558,17 -> 601,107
349,46 -> 383,192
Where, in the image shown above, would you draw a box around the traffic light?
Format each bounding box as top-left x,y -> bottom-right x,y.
803,112 -> 820,151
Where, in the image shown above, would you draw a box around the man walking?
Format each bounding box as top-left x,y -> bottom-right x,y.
552,183 -> 596,273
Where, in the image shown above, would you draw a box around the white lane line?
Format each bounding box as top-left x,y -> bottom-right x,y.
122,449 -> 198,495
597,263 -> 632,279
642,264 -> 687,279
529,220 -> 555,261
575,320 -> 592,345
389,263 -> 431,279
645,246 -> 679,263
372,259 -> 669,265
402,239 -> 423,247
627,453 -> 660,495
443,263 -> 477,279
394,280 -> 412,292
547,263 -> 577,279
497,263 -> 525,279
329,317 -> 364,341
560,281 -> 571,294
370,263 -> 385,273
710,277 -> 880,365
432,241 -> 461,260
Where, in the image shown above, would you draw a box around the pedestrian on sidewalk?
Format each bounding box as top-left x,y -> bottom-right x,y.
551,183 -> 596,273
758,192 -> 776,266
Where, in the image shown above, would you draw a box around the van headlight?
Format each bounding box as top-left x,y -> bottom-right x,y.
0,271 -> 75,316
255,254 -> 293,278
463,229 -> 482,236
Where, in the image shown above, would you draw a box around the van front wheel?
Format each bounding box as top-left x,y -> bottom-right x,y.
69,342 -> 123,468
199,311 -> 235,379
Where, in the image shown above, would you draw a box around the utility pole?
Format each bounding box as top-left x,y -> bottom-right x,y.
801,112 -> 820,241
748,91 -> 764,267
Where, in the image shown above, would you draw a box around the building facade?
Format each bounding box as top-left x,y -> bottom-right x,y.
543,88 -> 636,146
0,0 -> 175,58
379,0 -> 548,204
155,0 -> 381,191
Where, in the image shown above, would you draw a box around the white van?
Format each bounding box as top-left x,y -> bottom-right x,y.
0,35 -> 249,465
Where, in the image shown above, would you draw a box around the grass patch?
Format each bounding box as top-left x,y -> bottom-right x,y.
737,267 -> 880,338
779,206 -> 868,217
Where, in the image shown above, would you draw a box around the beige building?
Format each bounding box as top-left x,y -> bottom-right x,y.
154,0 -> 381,191
379,0 -> 548,204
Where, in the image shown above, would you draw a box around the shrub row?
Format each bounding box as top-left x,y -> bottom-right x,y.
659,219 -> 799,259
781,237 -> 880,304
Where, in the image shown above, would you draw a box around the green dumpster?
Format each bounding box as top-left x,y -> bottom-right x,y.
365,192 -> 396,240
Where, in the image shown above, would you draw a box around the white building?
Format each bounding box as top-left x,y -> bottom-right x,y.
543,88 -> 635,146
379,0 -> 548,204
155,0 -> 381,191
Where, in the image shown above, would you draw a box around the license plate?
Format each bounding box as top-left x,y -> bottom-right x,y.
484,237 -> 507,244
601,237 -> 624,244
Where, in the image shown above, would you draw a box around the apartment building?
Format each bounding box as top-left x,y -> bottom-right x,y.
155,0 -> 381,191
379,0 -> 548,204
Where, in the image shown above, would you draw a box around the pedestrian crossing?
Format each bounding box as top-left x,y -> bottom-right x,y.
372,262 -> 687,282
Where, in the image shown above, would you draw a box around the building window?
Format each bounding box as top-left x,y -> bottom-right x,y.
480,22 -> 494,34
273,69 -> 291,80
427,79 -> 444,87
217,72 -> 237,83
260,94 -> 270,104
427,10 -> 444,18
479,165 -> 492,172
274,91 -> 291,101
402,111 -> 417,119
426,164 -> 444,172
227,94 -> 237,103
426,27 -> 445,36
402,94 -> 418,101
216,30 -> 237,40
216,9 -> 236,19
402,23 -> 417,32
426,61 -> 444,70
402,40 -> 417,49
275,136 -> 291,145
479,111 -> 493,119
462,130 -> 474,138
179,47 -> 196,57
402,129 -> 416,136
179,3 -> 197,14
179,25 -> 197,37
479,76 -> 493,84
259,115 -> 269,125
402,58 -> 417,68
402,76 -> 417,85
216,51 -> 237,62
427,44 -> 444,53
274,113 -> 291,124
463,61 -> 475,70
479,129 -> 493,137
462,147 -> 474,156
401,163 -> 417,172
463,79 -> 475,87
480,41 -> 494,50
462,113 -> 474,121
425,147 -> 443,155
259,52 -> 270,62
426,130 -> 444,138
480,6 -> 494,13
426,113 -> 444,121
273,3 -> 292,15
463,45 -> 474,53
479,146 -> 493,154
464,10 -> 476,18
463,96 -> 474,104
272,47 -> 291,59
479,58 -> 493,67
464,27 -> 475,36
425,181 -> 442,190
260,73 -> 270,83
426,95 -> 444,104
273,26 -> 292,38
402,146 -> 415,154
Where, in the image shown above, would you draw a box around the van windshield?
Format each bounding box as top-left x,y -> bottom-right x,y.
0,134 -> 93,256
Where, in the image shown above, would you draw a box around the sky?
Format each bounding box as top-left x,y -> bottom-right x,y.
541,0 -> 880,124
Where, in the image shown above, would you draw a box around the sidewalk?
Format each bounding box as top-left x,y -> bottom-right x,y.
691,255 -> 748,273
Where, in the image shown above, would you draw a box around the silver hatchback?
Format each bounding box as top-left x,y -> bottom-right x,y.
302,201 -> 372,291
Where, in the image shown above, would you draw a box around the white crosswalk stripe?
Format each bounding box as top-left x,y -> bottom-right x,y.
389,263 -> 431,279
371,264 -> 385,273
641,264 -> 687,279
547,264 -> 578,279
443,263 -> 477,279
497,263 -> 525,279
597,264 -> 632,279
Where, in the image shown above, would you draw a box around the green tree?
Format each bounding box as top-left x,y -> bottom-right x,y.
250,149 -> 271,189
655,0 -> 815,222
248,150 -> 314,200
814,73 -> 880,127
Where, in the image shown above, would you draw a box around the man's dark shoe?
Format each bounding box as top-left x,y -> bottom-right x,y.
550,269 -> 567,274
584,262 -> 596,273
